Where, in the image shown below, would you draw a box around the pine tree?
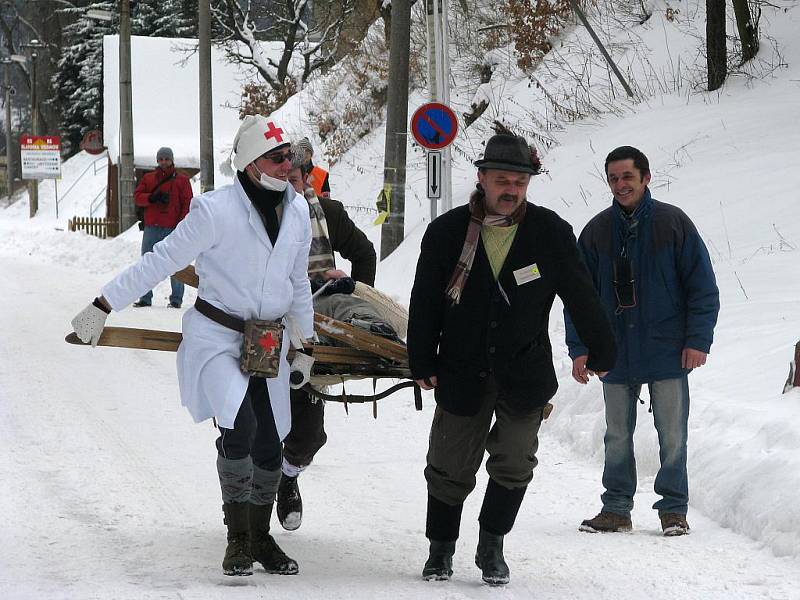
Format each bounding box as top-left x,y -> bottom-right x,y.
52,2 -> 116,155
135,0 -> 197,38
53,0 -> 198,156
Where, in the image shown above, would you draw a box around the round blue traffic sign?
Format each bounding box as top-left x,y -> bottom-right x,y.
410,102 -> 458,150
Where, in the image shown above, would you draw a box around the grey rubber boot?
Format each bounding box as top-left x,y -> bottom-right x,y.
422,539 -> 456,581
474,529 -> 510,585
221,502 -> 253,576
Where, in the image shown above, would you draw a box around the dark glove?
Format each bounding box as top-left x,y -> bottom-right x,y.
150,190 -> 169,204
322,277 -> 355,296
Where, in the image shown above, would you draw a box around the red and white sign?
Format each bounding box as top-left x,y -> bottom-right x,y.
20,135 -> 62,179
79,130 -> 105,155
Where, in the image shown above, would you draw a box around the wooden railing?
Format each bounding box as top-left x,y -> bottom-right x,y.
68,216 -> 119,239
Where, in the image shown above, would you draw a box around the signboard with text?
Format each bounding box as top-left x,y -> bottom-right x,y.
21,135 -> 61,179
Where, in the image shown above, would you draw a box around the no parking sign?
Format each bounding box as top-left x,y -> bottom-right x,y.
410,102 -> 458,150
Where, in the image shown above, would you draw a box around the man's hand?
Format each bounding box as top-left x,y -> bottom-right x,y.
571,355 -> 607,384
682,348 -> 707,369
323,269 -> 349,280
415,376 -> 438,390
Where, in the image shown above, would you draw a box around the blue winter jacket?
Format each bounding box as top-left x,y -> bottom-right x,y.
564,189 -> 719,384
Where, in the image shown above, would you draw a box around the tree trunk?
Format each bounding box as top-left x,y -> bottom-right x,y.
706,0 -> 726,91
732,0 -> 759,63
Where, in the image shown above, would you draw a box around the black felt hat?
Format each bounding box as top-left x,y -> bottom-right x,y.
474,133 -> 538,174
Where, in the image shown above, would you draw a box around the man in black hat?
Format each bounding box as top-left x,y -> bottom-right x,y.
407,133 -> 617,585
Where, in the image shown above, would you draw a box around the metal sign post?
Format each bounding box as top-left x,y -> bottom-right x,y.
411,102 -> 458,221
425,0 -> 452,218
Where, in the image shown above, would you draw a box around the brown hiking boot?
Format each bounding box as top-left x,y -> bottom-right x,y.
579,511 -> 632,533
660,513 -> 690,537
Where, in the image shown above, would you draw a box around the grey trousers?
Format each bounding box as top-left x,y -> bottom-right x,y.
425,376 -> 544,506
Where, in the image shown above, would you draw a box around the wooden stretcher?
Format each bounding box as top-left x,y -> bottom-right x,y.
66,266 -> 421,410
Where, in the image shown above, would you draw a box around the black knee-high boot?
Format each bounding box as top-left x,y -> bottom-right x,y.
422,494 -> 463,581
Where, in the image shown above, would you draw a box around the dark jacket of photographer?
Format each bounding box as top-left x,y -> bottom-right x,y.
407,201 -> 617,417
134,165 -> 193,229
565,189 -> 719,385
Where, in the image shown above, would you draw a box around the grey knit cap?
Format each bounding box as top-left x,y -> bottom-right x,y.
296,137 -> 313,157
289,144 -> 312,174
156,147 -> 174,162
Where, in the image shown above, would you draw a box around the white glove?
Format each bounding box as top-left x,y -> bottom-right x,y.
285,314 -> 308,350
289,351 -> 315,389
71,303 -> 109,347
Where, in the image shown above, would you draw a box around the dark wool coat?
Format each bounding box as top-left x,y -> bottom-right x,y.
319,196 -> 376,286
565,189 -> 719,384
408,201 -> 617,417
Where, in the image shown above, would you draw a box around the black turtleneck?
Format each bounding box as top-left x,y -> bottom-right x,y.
237,170 -> 282,246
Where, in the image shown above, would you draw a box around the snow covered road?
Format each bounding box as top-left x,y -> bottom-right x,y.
2,256 -> 799,599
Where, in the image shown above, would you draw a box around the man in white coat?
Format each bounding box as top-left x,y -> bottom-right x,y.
70,115 -> 315,577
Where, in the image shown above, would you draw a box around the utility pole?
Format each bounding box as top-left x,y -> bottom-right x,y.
1,58 -> 15,203
379,0 -> 412,260
118,0 -> 136,231
198,0 -> 214,192
21,39 -> 47,218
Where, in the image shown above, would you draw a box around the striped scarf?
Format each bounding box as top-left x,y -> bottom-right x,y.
444,186 -> 527,305
304,188 -> 336,281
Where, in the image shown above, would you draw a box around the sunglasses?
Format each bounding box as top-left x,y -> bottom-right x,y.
613,255 -> 636,312
262,150 -> 292,164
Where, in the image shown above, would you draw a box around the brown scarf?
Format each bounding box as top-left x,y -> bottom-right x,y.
444,186 -> 527,305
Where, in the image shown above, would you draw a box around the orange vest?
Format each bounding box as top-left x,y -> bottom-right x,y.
307,165 -> 329,197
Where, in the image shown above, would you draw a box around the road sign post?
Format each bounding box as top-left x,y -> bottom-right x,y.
411,102 -> 458,220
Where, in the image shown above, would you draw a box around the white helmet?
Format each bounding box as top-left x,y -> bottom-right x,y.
230,115 -> 290,172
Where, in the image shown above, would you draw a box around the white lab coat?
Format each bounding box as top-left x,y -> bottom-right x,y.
102,177 -> 314,437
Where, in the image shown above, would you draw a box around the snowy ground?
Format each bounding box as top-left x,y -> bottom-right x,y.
2,2 -> 800,598
1,253 -> 799,599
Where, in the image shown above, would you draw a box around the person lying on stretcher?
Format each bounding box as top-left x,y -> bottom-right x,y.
286,144 -> 407,346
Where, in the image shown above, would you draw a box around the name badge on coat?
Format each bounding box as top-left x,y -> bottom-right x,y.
513,263 -> 541,286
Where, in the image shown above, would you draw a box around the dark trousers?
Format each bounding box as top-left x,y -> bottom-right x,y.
282,388 -> 328,469
425,376 -> 543,539
216,377 -> 282,471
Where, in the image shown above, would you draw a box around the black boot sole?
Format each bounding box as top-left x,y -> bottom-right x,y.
256,562 -> 299,575
223,566 -> 253,576
422,571 -> 452,581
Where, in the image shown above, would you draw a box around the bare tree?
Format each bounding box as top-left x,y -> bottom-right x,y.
706,0 -> 726,91
732,0 -> 759,64
211,0 -> 357,93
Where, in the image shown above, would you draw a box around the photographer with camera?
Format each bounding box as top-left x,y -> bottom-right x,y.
133,146 -> 194,308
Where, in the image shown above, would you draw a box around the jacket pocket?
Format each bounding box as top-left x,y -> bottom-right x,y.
434,361 -> 484,416
494,343 -> 558,410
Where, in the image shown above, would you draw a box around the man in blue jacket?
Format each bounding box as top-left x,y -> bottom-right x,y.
565,146 -> 719,537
